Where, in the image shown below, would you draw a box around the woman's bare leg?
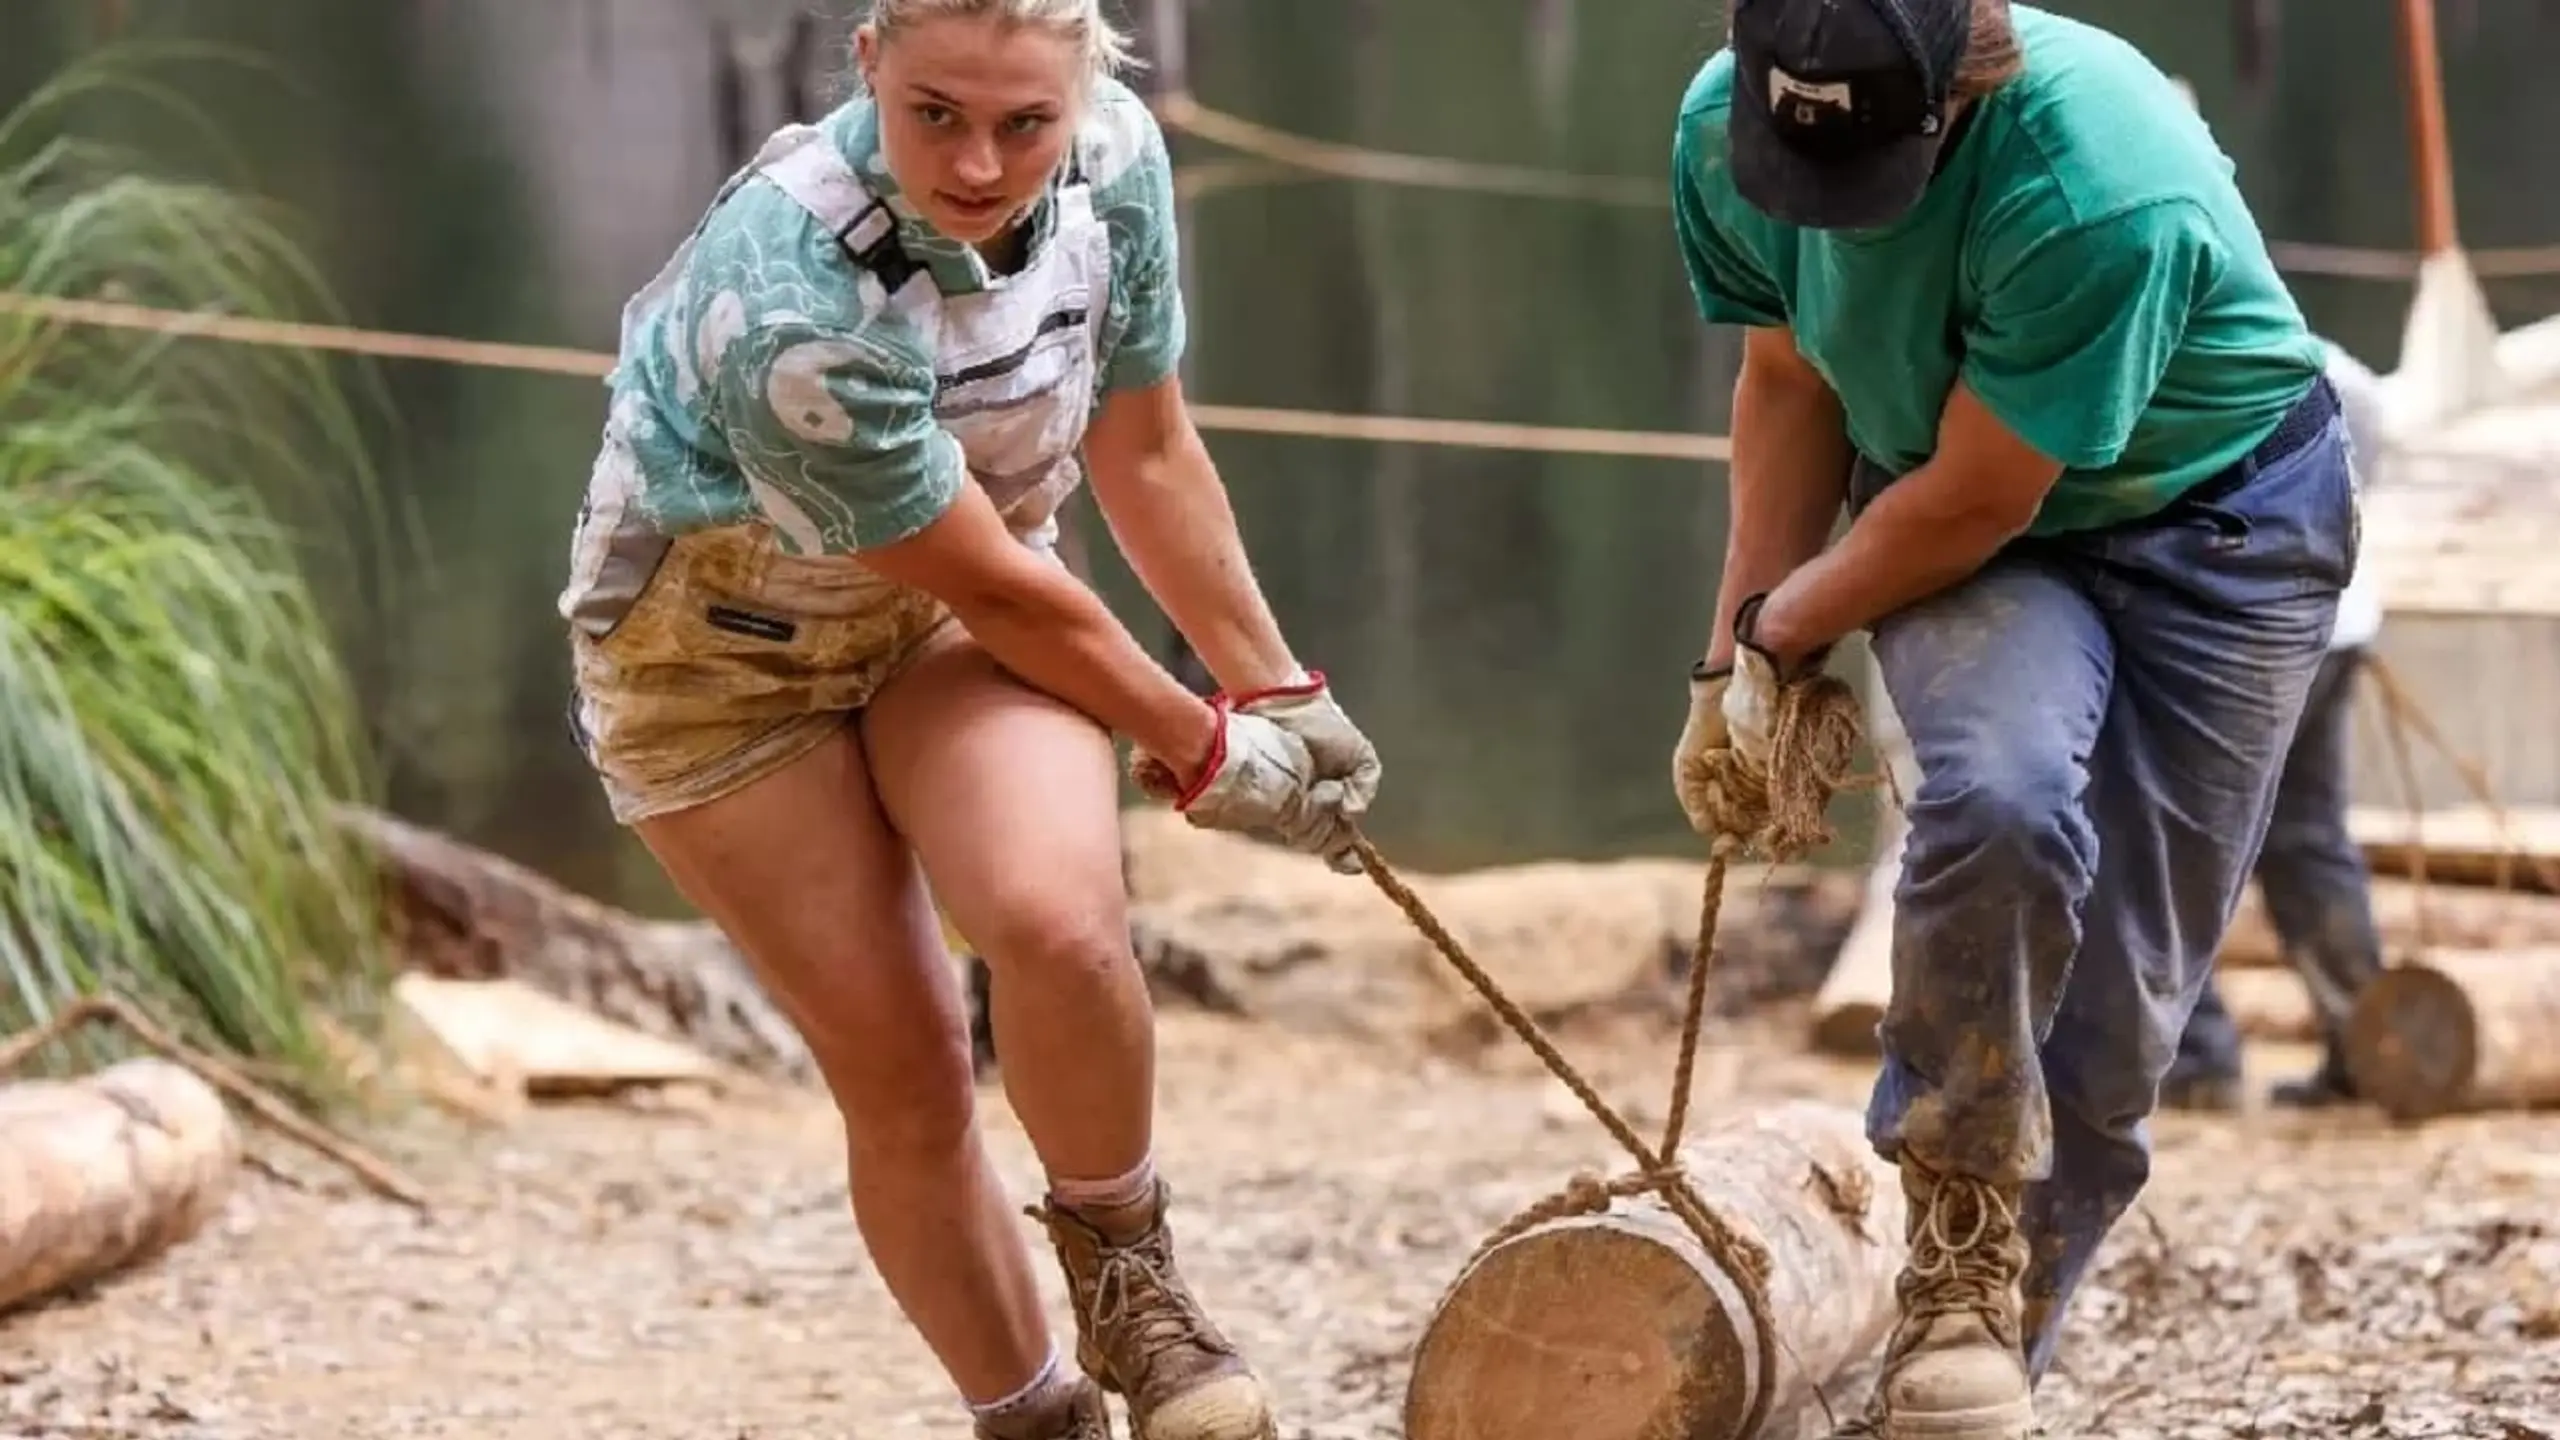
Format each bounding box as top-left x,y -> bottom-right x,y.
628,732 -> 1057,1414
864,637 -> 1274,1440
864,642 -> 1153,1182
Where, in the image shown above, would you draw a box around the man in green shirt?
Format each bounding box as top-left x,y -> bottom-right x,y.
1666,3 -> 2357,1436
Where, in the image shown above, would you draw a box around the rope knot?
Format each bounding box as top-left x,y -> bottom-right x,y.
1699,670 -> 1883,863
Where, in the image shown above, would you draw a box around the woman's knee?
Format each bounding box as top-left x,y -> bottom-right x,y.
969,889 -> 1136,991
812,1002 -> 982,1159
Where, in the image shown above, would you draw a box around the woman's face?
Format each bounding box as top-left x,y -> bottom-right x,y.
858,16 -> 1084,248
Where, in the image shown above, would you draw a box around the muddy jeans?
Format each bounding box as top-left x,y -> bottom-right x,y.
2172,645 -> 2385,1087
1855,376 -> 2357,1381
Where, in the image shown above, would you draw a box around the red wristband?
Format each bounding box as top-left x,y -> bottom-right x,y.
1223,668 -> 1327,709
1173,696 -> 1233,811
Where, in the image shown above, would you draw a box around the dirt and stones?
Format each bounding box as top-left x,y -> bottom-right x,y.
0,1002 -> 2554,1440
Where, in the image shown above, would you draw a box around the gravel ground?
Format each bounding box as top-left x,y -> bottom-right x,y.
2,1005 -> 2555,1440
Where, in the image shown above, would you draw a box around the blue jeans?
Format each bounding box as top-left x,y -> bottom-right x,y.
1853,379 -> 2358,1381
2173,645 -> 2385,1088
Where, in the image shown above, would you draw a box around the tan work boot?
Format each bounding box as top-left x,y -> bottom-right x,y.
1864,1161 -> 2035,1440
973,1374 -> 1116,1440
1029,1181 -> 1275,1440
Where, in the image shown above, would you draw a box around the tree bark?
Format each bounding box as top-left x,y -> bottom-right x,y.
337,804 -> 817,1083
0,1058 -> 239,1315
2345,947 -> 2560,1120
1404,1100 -> 1905,1440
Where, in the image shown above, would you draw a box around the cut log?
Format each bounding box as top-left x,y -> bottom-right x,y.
2344,946 -> 2560,1120
1404,1100 -> 1905,1440
1809,805 -> 1905,1058
2217,875 -> 2560,967
0,1058 -> 239,1315
337,804 -> 816,1083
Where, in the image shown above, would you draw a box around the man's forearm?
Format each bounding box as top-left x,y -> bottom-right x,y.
1750,464 -> 2027,664
1092,432 -> 1302,694
1707,364 -> 1853,668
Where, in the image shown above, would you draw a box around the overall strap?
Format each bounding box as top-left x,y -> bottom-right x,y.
760,138 -> 923,295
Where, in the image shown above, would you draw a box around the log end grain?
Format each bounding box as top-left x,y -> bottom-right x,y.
2345,962 -> 2479,1122
1404,1213 -> 1755,1440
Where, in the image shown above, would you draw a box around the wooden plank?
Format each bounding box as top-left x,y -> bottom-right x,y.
390,975 -> 729,1098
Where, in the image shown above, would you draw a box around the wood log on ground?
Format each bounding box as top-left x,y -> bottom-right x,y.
1127,830 -> 1864,1051
2349,803 -> 2560,896
2217,875 -> 2560,967
1404,1100 -> 1906,1440
1808,805 -> 1905,1057
0,1058 -> 239,1315
2345,946 -> 2560,1121
345,802 -> 1862,1081
337,804 -> 817,1084
2218,966 -> 2320,1044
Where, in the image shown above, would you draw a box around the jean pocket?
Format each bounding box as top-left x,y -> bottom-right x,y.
2151,421 -> 2356,604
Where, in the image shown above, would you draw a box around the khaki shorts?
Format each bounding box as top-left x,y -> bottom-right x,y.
565,522 -> 955,825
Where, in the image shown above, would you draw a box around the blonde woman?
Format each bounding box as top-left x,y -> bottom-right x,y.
556,3 -> 1381,1437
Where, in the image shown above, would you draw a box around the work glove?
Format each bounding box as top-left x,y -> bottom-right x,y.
1132,706 -> 1361,867
1674,594 -> 1820,838
1226,670 -> 1380,873
1672,660 -> 1738,839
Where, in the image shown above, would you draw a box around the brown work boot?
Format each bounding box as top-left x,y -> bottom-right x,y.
1868,1161 -> 2035,1439
1028,1181 -> 1275,1440
973,1374 -> 1117,1440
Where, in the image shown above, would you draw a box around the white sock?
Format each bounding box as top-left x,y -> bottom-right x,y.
1047,1154 -> 1157,1214
968,1345 -> 1066,1422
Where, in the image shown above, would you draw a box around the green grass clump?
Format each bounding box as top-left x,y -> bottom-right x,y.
0,41 -> 396,1101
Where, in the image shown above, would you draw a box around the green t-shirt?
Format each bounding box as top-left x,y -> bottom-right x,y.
604,76 -> 1186,555
1669,6 -> 2325,535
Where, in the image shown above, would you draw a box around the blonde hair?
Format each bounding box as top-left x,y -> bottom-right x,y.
866,0 -> 1140,80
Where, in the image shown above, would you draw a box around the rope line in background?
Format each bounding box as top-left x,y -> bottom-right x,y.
6,91 -> 2559,466
0,292 -> 1733,462
1156,91 -> 2560,282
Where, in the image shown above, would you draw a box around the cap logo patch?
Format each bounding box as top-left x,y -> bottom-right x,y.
1769,66 -> 1854,124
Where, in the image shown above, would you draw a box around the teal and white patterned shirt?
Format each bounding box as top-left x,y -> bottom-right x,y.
603,77 -> 1185,555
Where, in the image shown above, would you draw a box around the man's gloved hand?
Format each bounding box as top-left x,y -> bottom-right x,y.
1672,659 -> 1741,838
1131,707 -> 1360,867
1226,670 -> 1379,874
1722,592 -> 1827,771
1675,594 -> 1823,837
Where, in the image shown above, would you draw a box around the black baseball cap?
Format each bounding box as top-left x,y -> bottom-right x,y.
1726,0 -> 1973,230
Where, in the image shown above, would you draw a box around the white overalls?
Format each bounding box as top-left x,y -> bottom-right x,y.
560,122 -> 1118,823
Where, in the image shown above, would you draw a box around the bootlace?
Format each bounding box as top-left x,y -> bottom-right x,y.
1084,1227 -> 1233,1371
1897,1173 -> 2025,1345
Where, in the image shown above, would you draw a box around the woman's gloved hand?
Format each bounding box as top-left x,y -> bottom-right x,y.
1226,670 -> 1381,834
1131,705 -> 1363,870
